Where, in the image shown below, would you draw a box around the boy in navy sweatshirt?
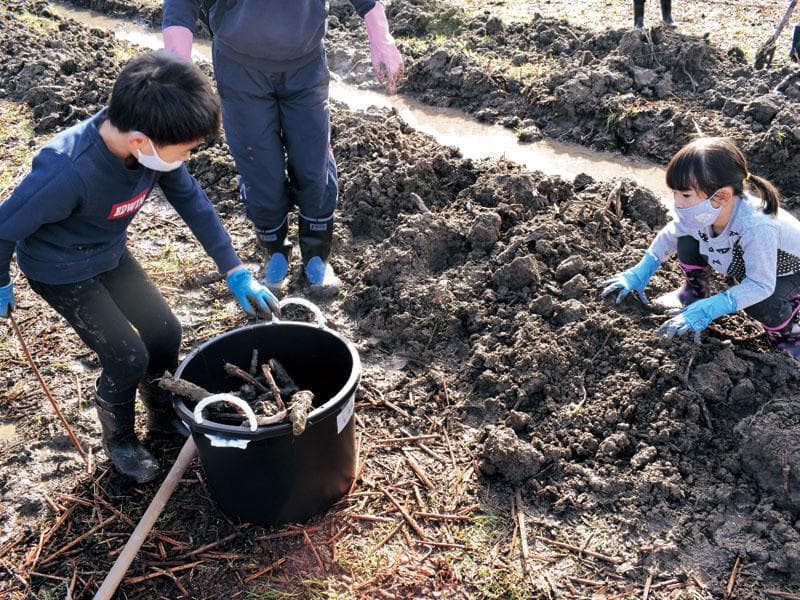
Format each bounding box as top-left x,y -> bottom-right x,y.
0,51 -> 279,483
162,0 -> 403,294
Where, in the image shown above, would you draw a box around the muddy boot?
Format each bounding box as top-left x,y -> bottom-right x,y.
791,25 -> 800,63
94,395 -> 160,483
255,218 -> 292,293
299,214 -> 340,295
633,0 -> 645,30
138,383 -> 189,438
660,0 -> 675,27
766,321 -> 800,362
654,263 -> 711,309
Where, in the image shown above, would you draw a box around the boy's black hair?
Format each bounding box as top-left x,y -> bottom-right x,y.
666,137 -> 781,215
107,51 -> 220,146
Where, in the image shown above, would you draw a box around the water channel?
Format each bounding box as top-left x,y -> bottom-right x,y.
51,3 -> 668,196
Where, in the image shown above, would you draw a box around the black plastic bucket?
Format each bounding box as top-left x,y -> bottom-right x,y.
172,299 -> 360,526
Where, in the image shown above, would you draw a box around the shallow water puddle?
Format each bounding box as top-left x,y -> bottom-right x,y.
51,2 -> 668,194
0,423 -> 17,443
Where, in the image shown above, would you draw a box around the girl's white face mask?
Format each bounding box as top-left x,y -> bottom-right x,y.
674,190 -> 722,228
135,135 -> 183,172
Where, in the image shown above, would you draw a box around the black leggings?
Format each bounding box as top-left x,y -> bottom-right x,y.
677,235 -> 800,329
28,250 -> 181,405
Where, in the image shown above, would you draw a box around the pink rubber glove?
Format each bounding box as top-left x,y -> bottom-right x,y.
364,2 -> 404,94
163,25 -> 194,60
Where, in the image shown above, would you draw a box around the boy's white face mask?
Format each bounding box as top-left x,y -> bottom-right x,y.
135,135 -> 183,172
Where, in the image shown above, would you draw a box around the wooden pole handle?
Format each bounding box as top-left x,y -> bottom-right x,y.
93,437 -> 197,600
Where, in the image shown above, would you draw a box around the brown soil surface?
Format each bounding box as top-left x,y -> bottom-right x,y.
2,1 -> 800,598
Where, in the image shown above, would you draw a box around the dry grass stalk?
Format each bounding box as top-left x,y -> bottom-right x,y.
40,515 -> 117,566
534,535 -> 622,565
373,434 -> 439,446
243,557 -> 287,583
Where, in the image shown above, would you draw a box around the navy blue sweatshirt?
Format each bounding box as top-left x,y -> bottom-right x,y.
0,109 -> 241,286
163,0 -> 377,71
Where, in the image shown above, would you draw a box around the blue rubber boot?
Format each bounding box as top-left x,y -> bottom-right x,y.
300,214 -> 340,295
255,219 -> 291,293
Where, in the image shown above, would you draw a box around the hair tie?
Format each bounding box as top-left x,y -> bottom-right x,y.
744,172 -> 751,182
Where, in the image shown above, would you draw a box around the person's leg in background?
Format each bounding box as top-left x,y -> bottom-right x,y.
213,47 -> 293,292
280,52 -> 340,293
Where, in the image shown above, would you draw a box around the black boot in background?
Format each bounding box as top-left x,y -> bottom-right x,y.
661,0 -> 675,27
791,25 -> 800,63
299,214 -> 340,295
634,0 -> 645,30
95,394 -> 160,483
138,382 -> 189,438
255,218 -> 292,293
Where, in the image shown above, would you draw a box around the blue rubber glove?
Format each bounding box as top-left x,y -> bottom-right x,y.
659,291 -> 737,343
599,251 -> 660,305
0,282 -> 15,318
225,267 -> 280,318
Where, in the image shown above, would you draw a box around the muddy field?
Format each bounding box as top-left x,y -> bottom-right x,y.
2,1 -> 800,598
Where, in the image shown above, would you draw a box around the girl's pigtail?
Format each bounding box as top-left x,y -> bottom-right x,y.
748,173 -> 781,215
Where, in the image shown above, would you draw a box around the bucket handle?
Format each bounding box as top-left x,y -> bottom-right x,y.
194,393 -> 258,432
273,297 -> 326,329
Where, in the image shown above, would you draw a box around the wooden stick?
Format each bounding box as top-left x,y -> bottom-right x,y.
402,450 -> 434,490
255,525 -> 323,542
159,371 -> 212,401
643,573 -> 653,600
303,529 -> 325,572
765,591 -> 800,600
378,485 -> 426,541
515,490 -> 530,563
10,315 -> 88,464
534,535 -> 622,565
261,364 -> 285,411
724,556 -> 741,599
224,362 -> 268,394
268,359 -> 299,396
174,531 -> 242,560
123,561 -> 203,584
93,437 -> 197,600
374,521 -> 403,551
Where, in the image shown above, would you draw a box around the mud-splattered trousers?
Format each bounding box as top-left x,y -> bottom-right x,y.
212,47 -> 338,250
28,250 -> 181,405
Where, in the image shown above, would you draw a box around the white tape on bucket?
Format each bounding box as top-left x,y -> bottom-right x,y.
337,394 -> 355,434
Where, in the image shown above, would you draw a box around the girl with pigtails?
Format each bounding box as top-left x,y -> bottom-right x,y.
601,137 -> 800,360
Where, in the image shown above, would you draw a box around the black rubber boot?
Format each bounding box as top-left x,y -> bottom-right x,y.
660,0 -> 675,27
299,214 -> 340,295
634,0 -> 645,30
791,25 -> 800,63
138,382 -> 189,438
255,218 -> 292,292
95,394 -> 160,483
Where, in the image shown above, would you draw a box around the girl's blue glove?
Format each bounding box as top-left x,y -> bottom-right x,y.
659,291 -> 737,343
225,267 -> 280,318
0,282 -> 15,318
600,251 -> 660,305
